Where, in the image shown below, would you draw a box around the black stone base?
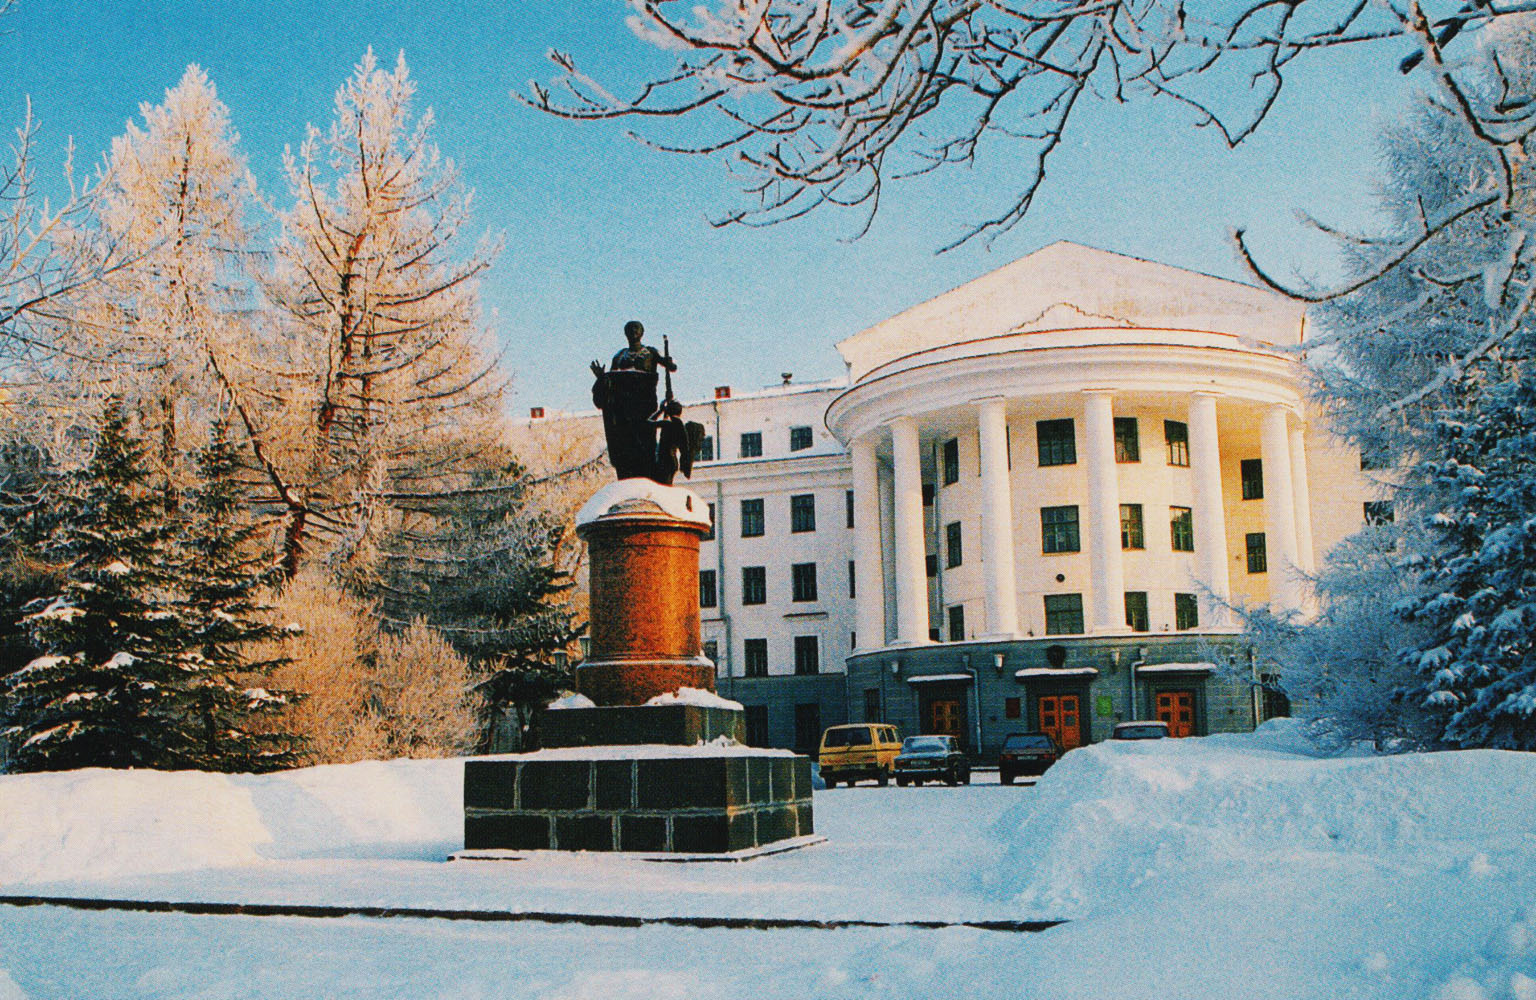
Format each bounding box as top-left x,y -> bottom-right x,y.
536,704 -> 746,749
463,751 -> 813,854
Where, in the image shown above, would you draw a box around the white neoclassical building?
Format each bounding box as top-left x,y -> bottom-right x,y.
518,242 -> 1381,755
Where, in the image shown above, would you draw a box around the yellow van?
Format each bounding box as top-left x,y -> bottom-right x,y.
818,724 -> 902,788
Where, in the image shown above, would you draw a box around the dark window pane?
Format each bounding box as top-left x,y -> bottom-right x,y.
794,703 -> 821,752
945,521 -> 963,568
742,566 -> 766,605
744,638 -> 768,677
698,436 -> 714,462
947,604 -> 965,642
922,483 -> 935,506
1125,591 -> 1149,632
699,569 -> 717,608
1120,503 -> 1144,550
1174,593 -> 1199,630
1044,593 -> 1085,635
794,635 -> 819,675
739,432 -> 762,458
789,425 -> 813,451
791,562 -> 818,602
926,554 -> 937,578
744,705 -> 769,746
790,493 -> 816,532
848,560 -> 856,599
1042,505 -> 1081,553
1170,506 -> 1194,552
942,438 -> 960,484
1246,532 -> 1268,573
1037,419 -> 1076,466
846,489 -> 855,529
1241,458 -> 1264,500
1165,420 -> 1189,466
740,498 -> 764,537
1114,417 -> 1140,463
864,688 -> 881,723
1005,697 -> 1021,719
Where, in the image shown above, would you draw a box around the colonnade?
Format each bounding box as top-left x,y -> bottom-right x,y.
849,392 -> 1311,650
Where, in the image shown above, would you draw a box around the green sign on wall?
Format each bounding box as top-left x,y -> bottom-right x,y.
1096,695 -> 1115,718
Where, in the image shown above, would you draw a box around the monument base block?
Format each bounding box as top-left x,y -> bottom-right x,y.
537,703 -> 745,749
460,746 -> 815,855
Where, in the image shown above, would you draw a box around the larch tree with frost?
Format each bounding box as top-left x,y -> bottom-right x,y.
266,50 -> 504,582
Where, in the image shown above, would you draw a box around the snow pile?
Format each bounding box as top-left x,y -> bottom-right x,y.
643,686 -> 743,710
546,692 -> 597,710
575,479 -> 710,527
989,720 -> 1536,919
0,758 -> 463,886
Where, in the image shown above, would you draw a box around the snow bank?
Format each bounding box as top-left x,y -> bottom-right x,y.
643,686 -> 743,710
0,758 -> 463,886
989,720 -> 1536,919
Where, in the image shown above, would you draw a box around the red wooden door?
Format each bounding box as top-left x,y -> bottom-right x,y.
1038,694 -> 1082,750
1156,690 -> 1195,738
930,699 -> 963,739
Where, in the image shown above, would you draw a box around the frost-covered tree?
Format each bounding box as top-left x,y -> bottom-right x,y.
267,50 -> 504,580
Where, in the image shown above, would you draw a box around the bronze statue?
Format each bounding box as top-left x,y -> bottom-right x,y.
591,321 -> 703,484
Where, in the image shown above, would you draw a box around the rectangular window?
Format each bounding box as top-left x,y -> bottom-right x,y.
1041,505 -> 1081,553
1124,591 -> 1149,632
698,435 -> 714,462
789,425 -> 813,451
864,688 -> 881,723
926,554 -> 938,578
1120,503 -> 1144,550
1005,697 -> 1021,720
848,560 -> 856,599
1364,501 -> 1395,525
945,521 -> 963,568
1114,417 -> 1140,463
702,639 -> 719,666
702,503 -> 715,541
947,604 -> 966,642
739,431 -> 762,458
743,638 -> 768,677
741,566 -> 766,605
791,562 -> 818,602
790,493 -> 816,533
1044,594 -> 1085,635
740,498 -> 764,537
744,705 -> 768,746
699,569 -> 718,608
1241,458 -> 1264,500
1246,532 -> 1268,574
1170,506 -> 1194,552
845,489 -> 855,529
1037,419 -> 1076,466
942,438 -> 960,485
1174,593 -> 1199,630
1165,420 -> 1189,467
794,703 -> 821,752
922,483 -> 935,506
793,635 -> 819,675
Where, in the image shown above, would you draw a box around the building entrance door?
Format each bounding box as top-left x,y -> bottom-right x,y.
929,699 -> 963,739
1038,694 -> 1082,749
1155,690 -> 1195,737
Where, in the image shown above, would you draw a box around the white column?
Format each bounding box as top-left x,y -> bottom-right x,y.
1288,425 -> 1316,575
1260,405 -> 1303,612
976,398 -> 1019,637
1082,391 -> 1127,633
877,457 -> 897,645
1188,392 -> 1232,627
889,416 -> 931,645
850,434 -> 887,650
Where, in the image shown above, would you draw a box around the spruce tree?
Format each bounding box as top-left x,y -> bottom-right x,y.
1,400 -> 185,770
173,422 -> 303,771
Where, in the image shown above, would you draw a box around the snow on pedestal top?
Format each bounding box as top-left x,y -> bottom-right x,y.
575,479 -> 711,529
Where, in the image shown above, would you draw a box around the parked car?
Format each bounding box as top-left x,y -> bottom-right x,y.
1111,720 -> 1170,740
818,724 -> 902,787
894,735 -> 970,786
997,732 -> 1062,783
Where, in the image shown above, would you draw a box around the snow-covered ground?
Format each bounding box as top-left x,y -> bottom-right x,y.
1,721 -> 1533,999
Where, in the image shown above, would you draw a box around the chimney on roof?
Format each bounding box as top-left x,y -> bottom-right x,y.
529,407 -> 545,419
714,386 -> 731,400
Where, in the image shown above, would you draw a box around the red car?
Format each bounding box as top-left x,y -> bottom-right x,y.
998,732 -> 1062,784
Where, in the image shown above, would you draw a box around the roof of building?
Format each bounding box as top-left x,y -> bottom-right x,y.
835,241 -> 1306,382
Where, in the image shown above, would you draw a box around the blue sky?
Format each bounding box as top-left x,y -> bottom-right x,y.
2,1 -> 1419,412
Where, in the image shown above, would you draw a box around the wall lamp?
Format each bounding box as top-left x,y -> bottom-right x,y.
889,659 -> 901,676
993,652 -> 1006,677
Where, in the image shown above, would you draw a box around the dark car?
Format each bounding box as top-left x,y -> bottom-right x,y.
997,732 -> 1062,784
894,735 -> 970,786
1111,721 -> 1170,740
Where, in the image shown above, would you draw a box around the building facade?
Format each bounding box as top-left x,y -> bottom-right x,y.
520,242 -> 1382,755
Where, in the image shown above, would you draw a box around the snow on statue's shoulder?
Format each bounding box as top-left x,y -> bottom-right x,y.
576,479 -> 711,528
644,686 -> 743,710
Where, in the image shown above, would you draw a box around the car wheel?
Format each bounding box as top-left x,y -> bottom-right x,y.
1000,773 -> 1013,785
896,776 -> 908,787
877,769 -> 889,787
961,769 -> 971,785
945,770 -> 958,786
